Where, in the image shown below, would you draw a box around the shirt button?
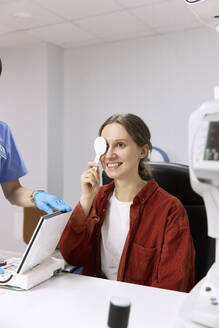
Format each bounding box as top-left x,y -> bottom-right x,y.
102,208 -> 105,212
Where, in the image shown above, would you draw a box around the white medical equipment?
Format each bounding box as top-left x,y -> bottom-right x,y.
184,0 -> 219,32
0,210 -> 71,290
175,88 -> 219,327
94,136 -> 107,164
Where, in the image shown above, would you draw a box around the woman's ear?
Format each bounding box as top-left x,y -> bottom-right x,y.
140,144 -> 149,159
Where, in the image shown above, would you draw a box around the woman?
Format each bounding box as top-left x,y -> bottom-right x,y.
59,113 -> 195,292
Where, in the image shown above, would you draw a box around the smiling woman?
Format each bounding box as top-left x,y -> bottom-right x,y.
99,114 -> 152,184
59,113 -> 195,293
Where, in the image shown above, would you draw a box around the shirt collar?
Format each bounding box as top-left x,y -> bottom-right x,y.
133,179 -> 159,204
100,181 -> 115,199
99,179 -> 159,204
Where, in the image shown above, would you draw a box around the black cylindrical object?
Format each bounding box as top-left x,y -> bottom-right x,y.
107,297 -> 131,328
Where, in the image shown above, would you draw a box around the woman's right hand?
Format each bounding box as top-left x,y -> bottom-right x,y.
80,162 -> 100,216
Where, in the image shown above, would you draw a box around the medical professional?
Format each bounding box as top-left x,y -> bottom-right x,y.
0,58 -> 71,214
59,113 -> 195,292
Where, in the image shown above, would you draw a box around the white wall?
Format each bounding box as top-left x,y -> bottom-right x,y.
1,26 -> 219,252
64,27 -> 219,206
0,43 -> 64,252
47,44 -> 64,197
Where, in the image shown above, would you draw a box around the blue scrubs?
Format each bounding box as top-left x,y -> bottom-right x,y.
0,121 -> 28,183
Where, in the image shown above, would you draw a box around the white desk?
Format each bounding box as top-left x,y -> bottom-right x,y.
0,273 -> 186,328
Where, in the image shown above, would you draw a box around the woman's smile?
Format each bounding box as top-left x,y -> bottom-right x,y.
106,162 -> 122,170
100,123 -> 144,181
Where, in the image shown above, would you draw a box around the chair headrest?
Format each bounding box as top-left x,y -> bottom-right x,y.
102,162 -> 204,206
148,162 -> 203,205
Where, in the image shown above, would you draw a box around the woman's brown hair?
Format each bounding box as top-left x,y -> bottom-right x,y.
99,113 -> 152,179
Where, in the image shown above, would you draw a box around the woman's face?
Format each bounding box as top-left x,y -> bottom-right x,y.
100,123 -> 147,181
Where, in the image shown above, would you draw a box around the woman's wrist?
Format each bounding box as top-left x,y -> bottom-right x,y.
80,195 -> 93,217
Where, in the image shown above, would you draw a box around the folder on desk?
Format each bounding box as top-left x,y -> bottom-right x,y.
0,210 -> 71,290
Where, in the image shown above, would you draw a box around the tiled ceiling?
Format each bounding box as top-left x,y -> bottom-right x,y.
0,0 -> 203,49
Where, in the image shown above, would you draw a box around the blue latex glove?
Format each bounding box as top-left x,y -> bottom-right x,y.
33,192 -> 72,215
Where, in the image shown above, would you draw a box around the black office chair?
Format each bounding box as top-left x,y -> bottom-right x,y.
102,162 -> 215,284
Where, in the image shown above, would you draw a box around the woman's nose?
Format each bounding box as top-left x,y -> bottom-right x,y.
105,146 -> 116,159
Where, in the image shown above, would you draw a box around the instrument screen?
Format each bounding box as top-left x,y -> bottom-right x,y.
204,121 -> 219,161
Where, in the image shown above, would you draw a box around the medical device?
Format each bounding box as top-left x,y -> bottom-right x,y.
175,2 -> 219,326
184,0 -> 219,32
0,211 -> 71,290
175,88 -> 219,327
94,136 -> 107,164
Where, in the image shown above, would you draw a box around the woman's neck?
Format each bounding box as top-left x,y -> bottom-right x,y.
114,177 -> 147,202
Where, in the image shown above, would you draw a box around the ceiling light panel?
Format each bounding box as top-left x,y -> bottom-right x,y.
0,0 -> 62,30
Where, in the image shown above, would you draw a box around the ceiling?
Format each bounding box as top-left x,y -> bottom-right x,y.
0,0 -> 203,49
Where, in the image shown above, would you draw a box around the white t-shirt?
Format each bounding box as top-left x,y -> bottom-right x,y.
101,190 -> 132,280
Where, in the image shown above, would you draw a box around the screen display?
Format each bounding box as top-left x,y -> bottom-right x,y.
204,122 -> 219,161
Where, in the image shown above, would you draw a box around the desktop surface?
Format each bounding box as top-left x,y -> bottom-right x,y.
0,273 -> 186,328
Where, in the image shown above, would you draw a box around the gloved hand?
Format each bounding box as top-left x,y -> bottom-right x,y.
33,191 -> 72,215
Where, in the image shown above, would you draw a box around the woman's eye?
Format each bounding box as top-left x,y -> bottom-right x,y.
117,143 -> 125,148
